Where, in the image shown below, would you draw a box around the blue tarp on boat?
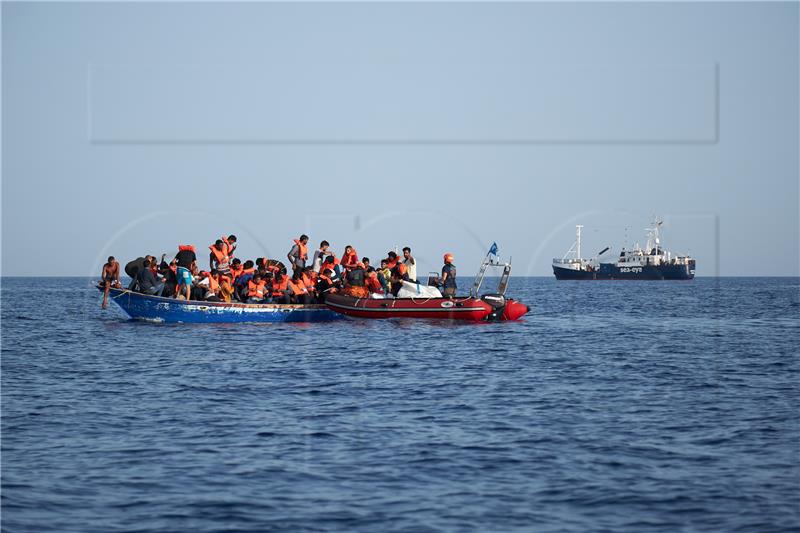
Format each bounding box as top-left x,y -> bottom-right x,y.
102,287 -> 343,323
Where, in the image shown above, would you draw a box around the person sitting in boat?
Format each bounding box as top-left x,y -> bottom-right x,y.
441,253 -> 457,298
100,256 -> 121,309
322,255 -> 342,282
377,259 -> 392,294
175,245 -> 197,300
233,260 -> 256,301
158,255 -> 179,297
385,251 -> 399,270
209,239 -> 232,276
270,271 -> 291,304
389,261 -> 410,297
136,258 -> 165,297
301,267 -> 317,302
316,268 -> 339,297
365,267 -> 384,297
217,271 -> 234,303
341,245 -> 359,271
287,234 -> 309,273
196,270 -> 222,302
230,258 -> 243,281
288,271 -> 312,304
342,262 -> 369,298
246,272 -> 268,303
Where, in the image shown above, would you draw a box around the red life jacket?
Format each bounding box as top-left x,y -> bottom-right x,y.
366,272 -> 382,293
178,244 -> 196,253
342,250 -> 358,269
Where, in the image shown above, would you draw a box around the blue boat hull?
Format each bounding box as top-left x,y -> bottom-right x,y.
102,287 -> 344,323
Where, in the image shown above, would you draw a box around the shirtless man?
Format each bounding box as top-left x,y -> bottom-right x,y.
101,256 -> 121,309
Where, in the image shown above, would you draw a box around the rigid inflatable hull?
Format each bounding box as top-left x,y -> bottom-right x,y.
101,287 -> 343,323
325,294 -> 528,321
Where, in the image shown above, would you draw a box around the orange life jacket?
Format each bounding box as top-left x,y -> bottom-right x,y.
395,263 -> 408,277
209,245 -> 230,271
386,258 -> 398,269
201,271 -> 219,292
230,264 -> 243,279
222,236 -> 235,258
271,277 -> 289,296
342,250 -> 358,269
301,272 -> 314,290
288,279 -> 308,295
294,239 -> 308,260
248,279 -> 267,298
178,244 -> 196,253
239,267 -> 255,279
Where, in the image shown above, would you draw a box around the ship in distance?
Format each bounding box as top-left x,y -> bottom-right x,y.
552,218 -> 696,280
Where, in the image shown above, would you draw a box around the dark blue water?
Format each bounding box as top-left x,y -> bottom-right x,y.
2,277 -> 798,532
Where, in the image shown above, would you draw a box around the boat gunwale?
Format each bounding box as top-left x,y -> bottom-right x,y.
105,286 -> 329,310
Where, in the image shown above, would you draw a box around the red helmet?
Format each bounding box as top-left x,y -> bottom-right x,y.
443,253 -> 454,263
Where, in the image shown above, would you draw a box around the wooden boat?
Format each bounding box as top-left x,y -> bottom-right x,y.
99,286 -> 343,323
324,293 -> 529,321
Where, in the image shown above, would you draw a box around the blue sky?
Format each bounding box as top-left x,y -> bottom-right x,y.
2,2 -> 798,276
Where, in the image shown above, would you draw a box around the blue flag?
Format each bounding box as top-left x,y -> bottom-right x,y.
488,242 -> 499,256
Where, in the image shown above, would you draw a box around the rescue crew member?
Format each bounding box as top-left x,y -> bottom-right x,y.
401,247 -> 417,281
209,239 -> 232,275
175,244 -> 197,300
100,256 -> 121,309
441,253 -> 457,298
247,272 -> 268,303
288,234 -> 309,273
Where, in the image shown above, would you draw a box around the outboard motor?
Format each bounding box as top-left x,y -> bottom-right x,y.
481,293 -> 506,321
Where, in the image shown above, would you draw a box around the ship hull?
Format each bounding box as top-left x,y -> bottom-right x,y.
553,261 -> 695,280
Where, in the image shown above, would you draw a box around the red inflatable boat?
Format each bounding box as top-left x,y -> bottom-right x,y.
325,293 -> 529,321
324,245 -> 529,322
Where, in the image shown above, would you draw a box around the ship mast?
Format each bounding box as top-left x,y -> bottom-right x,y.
576,224 -> 583,259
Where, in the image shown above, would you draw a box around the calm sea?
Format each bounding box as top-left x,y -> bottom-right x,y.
2,277 -> 798,532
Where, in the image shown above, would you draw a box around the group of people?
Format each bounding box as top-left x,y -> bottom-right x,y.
100,234 -> 458,308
